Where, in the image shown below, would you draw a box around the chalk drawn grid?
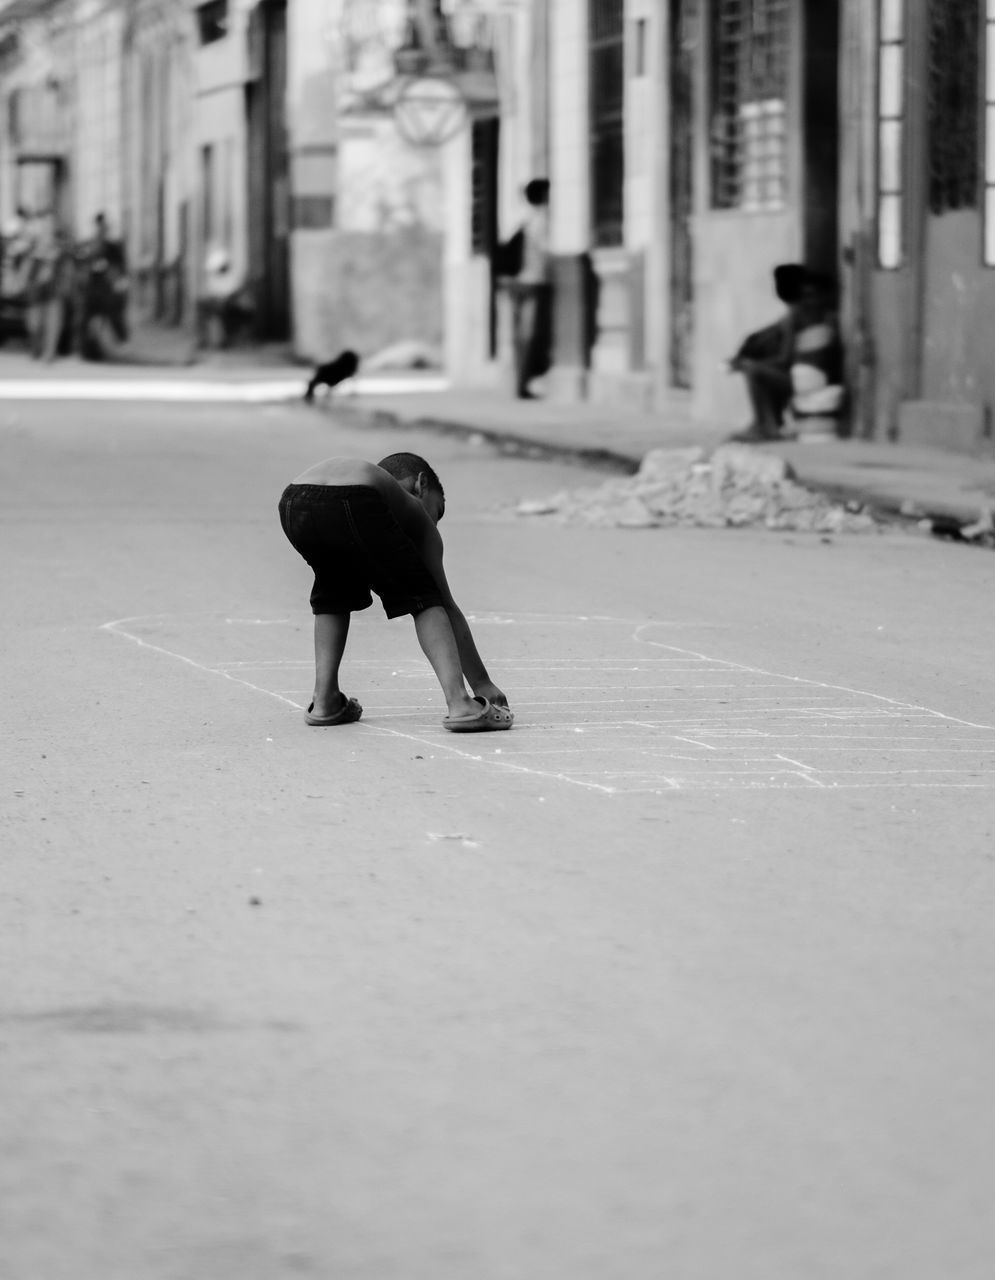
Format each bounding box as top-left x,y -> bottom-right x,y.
102,613 -> 995,793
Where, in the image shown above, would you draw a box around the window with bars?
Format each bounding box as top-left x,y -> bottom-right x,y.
927,0 -> 980,216
877,0 -> 905,268
470,117 -> 498,257
589,0 -> 625,247
709,0 -> 790,211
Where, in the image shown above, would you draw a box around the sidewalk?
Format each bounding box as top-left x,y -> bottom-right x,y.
2,342 -> 994,524
330,385 -> 995,526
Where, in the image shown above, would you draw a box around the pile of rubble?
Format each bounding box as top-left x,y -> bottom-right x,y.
514,444 -> 881,534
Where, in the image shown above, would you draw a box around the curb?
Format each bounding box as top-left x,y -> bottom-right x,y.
331,402 -> 642,475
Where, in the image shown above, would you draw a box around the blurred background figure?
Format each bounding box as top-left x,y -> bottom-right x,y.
197,245 -> 255,350
498,178 -> 553,400
25,214 -> 75,362
728,263 -> 844,442
77,212 -> 130,361
0,212 -> 37,347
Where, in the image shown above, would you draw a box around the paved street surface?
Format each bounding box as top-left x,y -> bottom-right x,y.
3,349 -> 995,523
3,397 -> 995,1280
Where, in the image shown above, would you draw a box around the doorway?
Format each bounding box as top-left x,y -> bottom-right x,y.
801,0 -> 840,276
471,115 -> 500,358
246,0 -> 290,341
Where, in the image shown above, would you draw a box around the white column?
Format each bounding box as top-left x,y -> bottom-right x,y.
548,0 -> 587,255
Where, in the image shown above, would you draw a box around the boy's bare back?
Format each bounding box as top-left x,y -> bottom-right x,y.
292,457 -> 431,543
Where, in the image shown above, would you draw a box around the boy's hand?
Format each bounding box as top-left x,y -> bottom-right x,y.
472,679 -> 509,709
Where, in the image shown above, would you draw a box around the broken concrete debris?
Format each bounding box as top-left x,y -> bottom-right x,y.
514,445 -> 880,533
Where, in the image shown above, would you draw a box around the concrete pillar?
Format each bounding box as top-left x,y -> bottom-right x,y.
546,0 -> 591,400
286,0 -> 338,359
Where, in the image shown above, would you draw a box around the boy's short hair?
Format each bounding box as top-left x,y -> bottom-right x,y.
772,263 -> 808,305
377,452 -> 445,500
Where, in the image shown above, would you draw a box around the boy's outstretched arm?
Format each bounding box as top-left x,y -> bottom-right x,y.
420,523 -> 509,708
444,605 -> 508,708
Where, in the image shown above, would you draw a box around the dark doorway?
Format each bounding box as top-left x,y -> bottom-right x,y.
669,0 -> 696,388
246,0 -> 290,341
801,0 -> 840,276
471,115 -> 500,358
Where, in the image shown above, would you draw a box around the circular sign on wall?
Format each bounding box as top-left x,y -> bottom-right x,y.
394,75 -> 468,147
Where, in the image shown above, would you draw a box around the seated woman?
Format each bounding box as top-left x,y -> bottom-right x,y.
729,267 -> 842,442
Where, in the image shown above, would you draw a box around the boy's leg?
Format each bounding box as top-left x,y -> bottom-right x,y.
312,612 -> 351,717
413,606 -> 482,719
740,361 -> 792,437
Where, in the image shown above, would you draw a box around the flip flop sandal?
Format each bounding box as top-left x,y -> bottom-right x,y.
305,696 -> 363,726
443,696 -> 514,733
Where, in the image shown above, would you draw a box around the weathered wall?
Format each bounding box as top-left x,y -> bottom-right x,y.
72,1 -> 126,234
289,0 -> 447,362
445,255 -> 500,385
192,9 -> 252,293
124,4 -> 198,325
443,1 -> 539,386
920,211 -> 995,415
293,224 -> 442,362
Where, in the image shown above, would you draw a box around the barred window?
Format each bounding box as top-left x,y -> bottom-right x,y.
589,0 -> 625,247
709,0 -> 790,211
470,117 -> 498,257
928,0 -> 980,216
877,0 -> 905,268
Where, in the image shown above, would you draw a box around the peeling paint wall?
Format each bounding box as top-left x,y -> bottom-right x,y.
288,0 -> 445,363
920,212 -> 995,411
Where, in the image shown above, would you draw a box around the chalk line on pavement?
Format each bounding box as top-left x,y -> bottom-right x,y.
101,612 -> 995,793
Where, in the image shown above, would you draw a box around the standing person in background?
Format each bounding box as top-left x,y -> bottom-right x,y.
498,178 -> 553,400
24,212 -> 68,362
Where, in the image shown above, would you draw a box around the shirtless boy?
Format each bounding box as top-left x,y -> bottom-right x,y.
278,452 -> 513,732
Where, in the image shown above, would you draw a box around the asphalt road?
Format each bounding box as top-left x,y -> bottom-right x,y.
3,398 -> 995,1280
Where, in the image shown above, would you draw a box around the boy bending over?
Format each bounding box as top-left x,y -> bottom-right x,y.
278,452 -> 513,732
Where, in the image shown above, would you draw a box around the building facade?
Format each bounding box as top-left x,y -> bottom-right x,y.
443,0 -> 843,428
444,0 -> 995,453
4,0 -> 993,455
839,0 -> 995,453
0,0 -> 81,232
0,0 -> 291,338
288,0 -> 447,363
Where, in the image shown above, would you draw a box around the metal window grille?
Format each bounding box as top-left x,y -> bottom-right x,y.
709,0 -> 790,210
877,0 -> 906,268
589,0 -> 625,247
470,116 -> 498,257
927,0 -> 980,216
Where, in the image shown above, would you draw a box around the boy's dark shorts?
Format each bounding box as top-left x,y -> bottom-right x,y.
278,483 -> 445,619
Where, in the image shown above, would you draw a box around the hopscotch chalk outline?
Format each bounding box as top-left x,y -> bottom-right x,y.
101,612 -> 995,794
